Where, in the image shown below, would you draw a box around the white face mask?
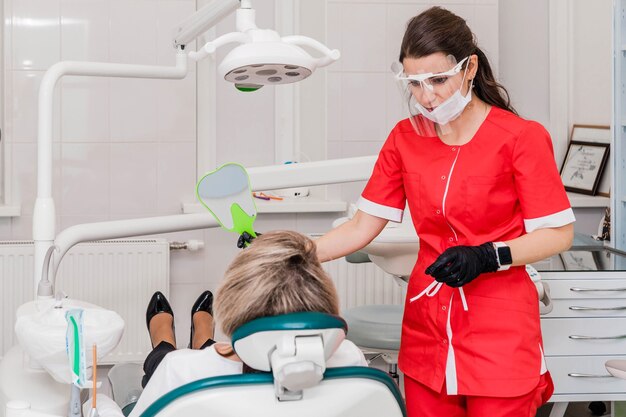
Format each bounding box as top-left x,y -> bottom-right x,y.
413,69 -> 473,125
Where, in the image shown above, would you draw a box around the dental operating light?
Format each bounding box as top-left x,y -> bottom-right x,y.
174,0 -> 340,91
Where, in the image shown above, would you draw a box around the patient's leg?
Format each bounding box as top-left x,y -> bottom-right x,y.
142,313 -> 176,387
192,311 -> 215,350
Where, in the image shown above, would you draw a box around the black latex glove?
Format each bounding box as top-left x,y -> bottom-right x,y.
236,231 -> 261,249
425,242 -> 498,287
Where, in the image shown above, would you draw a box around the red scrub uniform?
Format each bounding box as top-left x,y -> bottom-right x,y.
358,107 -> 574,409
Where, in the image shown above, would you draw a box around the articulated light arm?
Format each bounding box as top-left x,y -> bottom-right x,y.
173,0 -> 241,48
44,156 -> 377,294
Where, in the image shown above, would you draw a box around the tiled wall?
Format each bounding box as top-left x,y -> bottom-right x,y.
324,0 -> 499,203
3,0 -> 198,236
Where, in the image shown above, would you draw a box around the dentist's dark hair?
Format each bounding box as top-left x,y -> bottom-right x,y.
399,6 -> 517,115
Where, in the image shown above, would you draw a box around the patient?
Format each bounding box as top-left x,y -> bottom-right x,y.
128,230 -> 367,417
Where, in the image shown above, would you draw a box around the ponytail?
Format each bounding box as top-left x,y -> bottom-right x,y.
472,48 -> 517,115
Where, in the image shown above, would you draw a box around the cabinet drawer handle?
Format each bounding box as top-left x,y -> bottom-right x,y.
570,287 -> 626,292
568,373 -> 614,378
569,334 -> 626,340
569,306 -> 626,311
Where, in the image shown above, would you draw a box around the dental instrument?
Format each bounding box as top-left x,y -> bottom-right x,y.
89,345 -> 99,417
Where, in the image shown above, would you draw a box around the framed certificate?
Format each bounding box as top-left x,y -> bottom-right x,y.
560,140 -> 610,195
570,125 -> 611,196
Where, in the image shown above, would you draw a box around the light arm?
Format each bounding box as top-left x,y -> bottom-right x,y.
173,0 -> 241,48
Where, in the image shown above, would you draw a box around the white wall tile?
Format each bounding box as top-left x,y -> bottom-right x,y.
327,140 -> 342,159
385,74 -> 407,132
60,214 -> 110,230
253,214 -> 298,234
341,181 -> 367,206
342,140 -> 383,159
157,142 -> 195,213
109,78 -> 159,141
109,143 -> 158,215
10,215 -> 34,240
0,219 -> 13,240
386,4 -> 430,65
61,143 -> 110,215
469,5 -> 499,76
11,71 -> 61,142
326,72 -> 342,141
340,72 -> 387,142
339,3 -> 387,72
439,5 -> 475,29
12,143 -> 62,216
109,0 -> 158,65
12,0 -> 61,70
156,77 -> 196,142
61,77 -> 110,142
60,0 -> 110,62
295,213 -> 339,235
326,3 -> 343,72
215,83 -> 275,167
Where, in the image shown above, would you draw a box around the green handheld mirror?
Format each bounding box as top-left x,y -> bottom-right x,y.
196,163 -> 258,240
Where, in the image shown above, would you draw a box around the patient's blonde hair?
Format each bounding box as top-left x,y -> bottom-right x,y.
214,230 -> 339,337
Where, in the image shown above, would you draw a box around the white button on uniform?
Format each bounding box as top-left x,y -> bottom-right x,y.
441,175 -> 446,180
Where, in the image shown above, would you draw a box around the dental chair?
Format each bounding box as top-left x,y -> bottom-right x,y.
341,252 -> 404,385
99,312 -> 406,417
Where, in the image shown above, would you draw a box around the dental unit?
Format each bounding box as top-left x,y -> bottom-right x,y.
0,1 -> 384,416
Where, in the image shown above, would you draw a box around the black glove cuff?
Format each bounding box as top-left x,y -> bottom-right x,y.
478,242 -> 499,273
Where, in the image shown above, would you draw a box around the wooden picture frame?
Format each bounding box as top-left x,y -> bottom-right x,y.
560,140 -> 610,195
569,124 -> 611,196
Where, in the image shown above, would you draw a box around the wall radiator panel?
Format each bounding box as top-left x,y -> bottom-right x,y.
0,240 -> 169,363
323,259 -> 406,311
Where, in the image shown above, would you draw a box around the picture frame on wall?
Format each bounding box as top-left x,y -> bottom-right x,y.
560,140 -> 609,195
568,125 -> 611,196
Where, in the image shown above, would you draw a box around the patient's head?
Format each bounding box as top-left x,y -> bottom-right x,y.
214,230 -> 339,337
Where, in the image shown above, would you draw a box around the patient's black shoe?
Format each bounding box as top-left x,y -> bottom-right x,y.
190,290 -> 213,348
146,291 -> 174,331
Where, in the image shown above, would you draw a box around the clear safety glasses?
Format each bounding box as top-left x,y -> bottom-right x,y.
394,56 -> 469,93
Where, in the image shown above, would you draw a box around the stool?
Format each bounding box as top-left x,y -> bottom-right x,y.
342,304 -> 403,385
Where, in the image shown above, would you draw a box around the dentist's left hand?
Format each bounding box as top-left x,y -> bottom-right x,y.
425,243 -> 498,287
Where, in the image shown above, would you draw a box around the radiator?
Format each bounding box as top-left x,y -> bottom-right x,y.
0,239 -> 169,363
323,259 -> 406,311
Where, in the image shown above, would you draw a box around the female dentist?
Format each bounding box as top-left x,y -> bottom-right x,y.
315,7 -> 574,417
